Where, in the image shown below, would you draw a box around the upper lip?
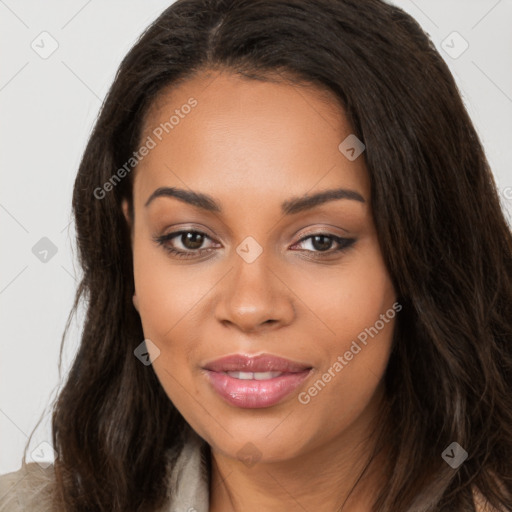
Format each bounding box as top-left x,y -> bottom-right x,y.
203,353 -> 312,373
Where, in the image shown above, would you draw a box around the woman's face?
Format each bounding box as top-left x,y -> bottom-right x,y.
125,70 -> 398,463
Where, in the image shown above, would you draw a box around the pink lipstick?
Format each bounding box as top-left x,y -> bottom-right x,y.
203,354 -> 312,408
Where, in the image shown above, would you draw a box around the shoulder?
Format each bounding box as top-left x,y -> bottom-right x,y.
0,463 -> 57,512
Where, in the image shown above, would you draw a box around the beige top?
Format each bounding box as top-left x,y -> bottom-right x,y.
0,429 -> 210,512
0,429 -> 500,511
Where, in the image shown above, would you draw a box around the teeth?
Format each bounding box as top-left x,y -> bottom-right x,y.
226,371 -> 283,380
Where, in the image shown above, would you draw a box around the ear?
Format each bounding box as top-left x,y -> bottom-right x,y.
122,199 -> 135,248
122,199 -> 137,311
121,199 -> 132,226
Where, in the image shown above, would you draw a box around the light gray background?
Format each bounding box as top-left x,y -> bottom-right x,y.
1,0 -> 511,475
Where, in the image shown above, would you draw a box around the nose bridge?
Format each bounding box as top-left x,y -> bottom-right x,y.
215,236 -> 295,332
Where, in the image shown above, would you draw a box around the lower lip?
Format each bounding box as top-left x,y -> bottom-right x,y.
204,369 -> 312,408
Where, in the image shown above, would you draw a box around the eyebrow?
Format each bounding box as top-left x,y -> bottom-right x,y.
144,186 -> 365,215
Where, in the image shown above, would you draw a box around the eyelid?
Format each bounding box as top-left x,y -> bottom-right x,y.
293,224 -> 350,238
291,233 -> 355,252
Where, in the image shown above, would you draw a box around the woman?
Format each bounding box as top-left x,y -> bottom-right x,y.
1,0 -> 511,510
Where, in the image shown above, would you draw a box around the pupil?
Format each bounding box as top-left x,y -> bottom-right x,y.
183,232 -> 204,249
312,235 -> 332,251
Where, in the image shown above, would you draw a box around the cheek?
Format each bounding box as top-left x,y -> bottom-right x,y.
291,244 -> 396,416
131,235 -> 214,407
132,233 -> 208,340
292,242 -> 396,349
132,242 -> 203,412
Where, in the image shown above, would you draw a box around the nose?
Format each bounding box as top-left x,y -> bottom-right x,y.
214,250 -> 296,333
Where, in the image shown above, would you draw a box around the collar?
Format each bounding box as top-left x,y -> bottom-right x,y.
166,427 -> 210,512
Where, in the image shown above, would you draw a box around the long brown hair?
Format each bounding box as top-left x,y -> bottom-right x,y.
24,0 -> 512,510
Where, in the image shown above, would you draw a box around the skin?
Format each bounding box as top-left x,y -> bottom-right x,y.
123,69 -> 398,512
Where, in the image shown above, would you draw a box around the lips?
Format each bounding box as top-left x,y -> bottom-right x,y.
202,353 -> 312,408
203,353 -> 311,373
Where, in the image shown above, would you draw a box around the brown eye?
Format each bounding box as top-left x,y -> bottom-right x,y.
310,235 -> 335,251
291,233 -> 356,258
153,230 -> 218,259
180,231 -> 206,250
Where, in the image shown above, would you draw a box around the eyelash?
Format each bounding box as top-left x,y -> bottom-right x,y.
153,230 -> 356,260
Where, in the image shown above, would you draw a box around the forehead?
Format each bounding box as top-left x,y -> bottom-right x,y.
134,70 -> 370,209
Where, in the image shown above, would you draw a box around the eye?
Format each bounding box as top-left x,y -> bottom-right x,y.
291,233 -> 356,257
153,230 -> 219,259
